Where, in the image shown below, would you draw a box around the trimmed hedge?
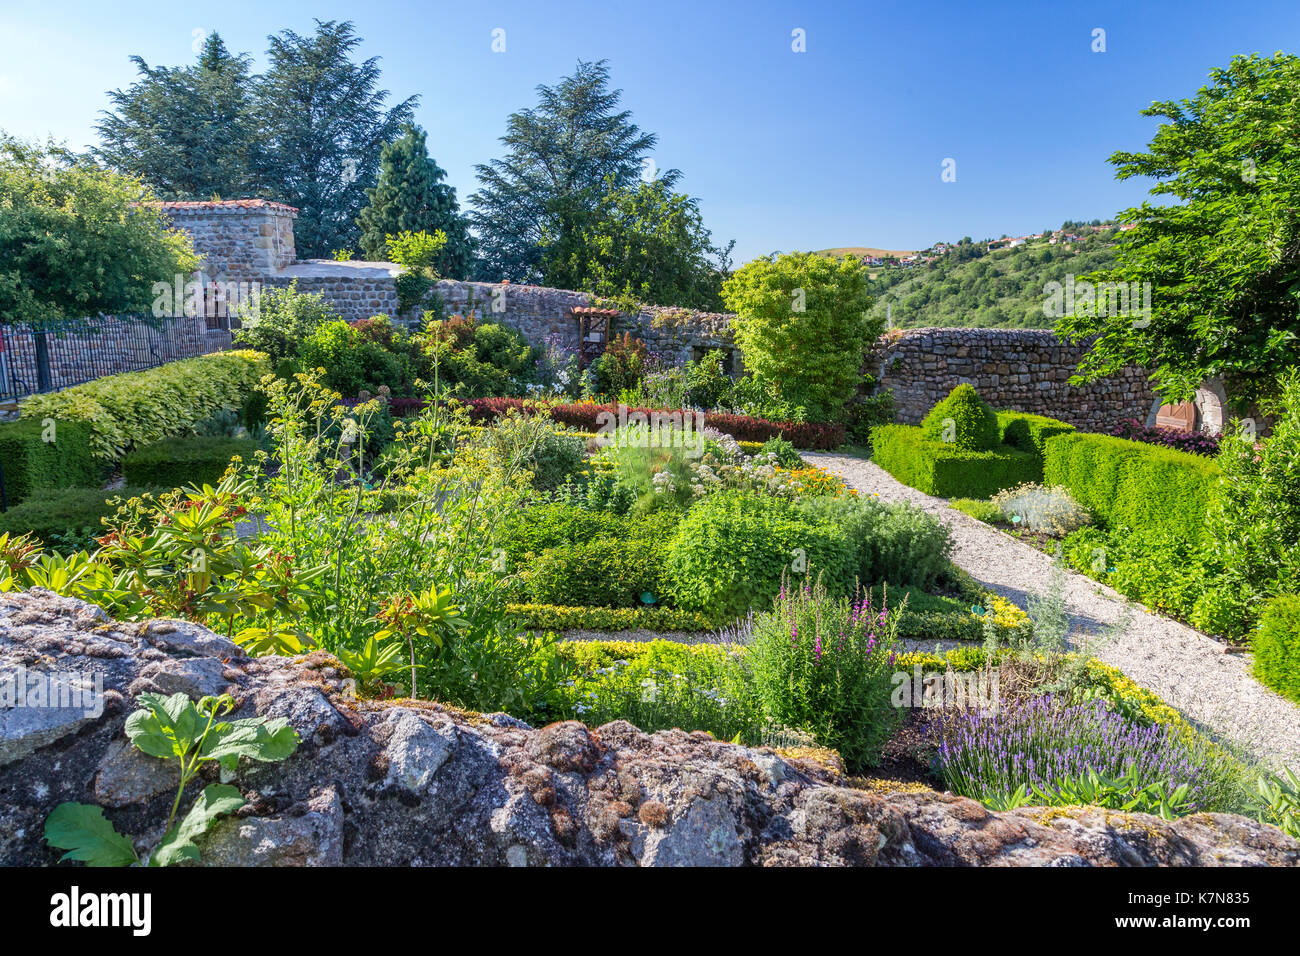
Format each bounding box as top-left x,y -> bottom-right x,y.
1042,431 -> 1220,542
997,411 -> 1075,474
921,384 -> 1000,450
0,485 -> 163,547
0,417 -> 102,507
123,436 -> 256,489
1253,594 -> 1300,704
870,424 -> 1040,499
507,604 -> 713,632
19,350 -> 270,460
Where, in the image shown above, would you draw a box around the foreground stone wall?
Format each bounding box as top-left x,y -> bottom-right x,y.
3,589 -> 1296,867
872,328 -> 1157,430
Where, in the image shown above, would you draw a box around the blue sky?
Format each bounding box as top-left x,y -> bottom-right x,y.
1,0 -> 1297,263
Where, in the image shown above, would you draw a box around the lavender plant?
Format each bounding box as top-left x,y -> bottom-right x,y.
933,695 -> 1220,812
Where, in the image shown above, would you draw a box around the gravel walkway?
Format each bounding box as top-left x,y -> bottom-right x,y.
806,451 -> 1300,770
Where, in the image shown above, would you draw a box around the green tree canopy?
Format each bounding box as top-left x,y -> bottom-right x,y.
0,136 -> 199,325
356,124 -> 472,277
721,252 -> 878,421
1060,52 -> 1300,406
540,177 -> 734,310
470,60 -> 663,283
255,20 -> 418,258
95,33 -> 260,200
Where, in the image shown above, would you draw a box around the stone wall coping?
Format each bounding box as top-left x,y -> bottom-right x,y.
277,260 -> 401,279
148,199 -> 299,215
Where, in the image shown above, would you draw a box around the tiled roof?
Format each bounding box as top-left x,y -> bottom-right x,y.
148,199 -> 299,213
571,306 -> 621,316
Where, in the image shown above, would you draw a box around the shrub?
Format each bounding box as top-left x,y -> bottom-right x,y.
1042,430 -> 1220,543
1201,373 -> 1300,635
507,604 -> 712,632
422,318 -> 537,398
664,492 -> 851,619
529,537 -> 669,608
461,398 -> 845,449
949,498 -> 1005,523
19,350 -> 270,461
797,496 -> 953,591
722,251 -> 878,421
760,435 -> 802,468
843,390 -> 897,446
591,333 -> 649,397
0,485 -> 166,552
234,281 -> 337,362
551,639 -> 762,743
921,384 -> 1001,450
1253,594 -> 1300,704
1110,417 -> 1220,456
0,418 -> 101,507
482,417 -> 586,492
748,577 -> 902,772
300,320 -> 408,396
497,504 -> 677,564
123,436 -> 257,489
870,424 -> 1040,498
997,411 -> 1075,474
991,483 -> 1092,536
683,349 -> 733,409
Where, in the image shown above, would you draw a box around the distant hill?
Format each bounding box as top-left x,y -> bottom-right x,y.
863,223 -> 1123,329
817,245 -> 916,259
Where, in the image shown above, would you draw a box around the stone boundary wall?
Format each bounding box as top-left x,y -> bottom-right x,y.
871,327 -> 1156,431
156,200 -> 297,280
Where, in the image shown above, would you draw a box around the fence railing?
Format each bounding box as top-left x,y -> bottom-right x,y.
0,315 -> 231,402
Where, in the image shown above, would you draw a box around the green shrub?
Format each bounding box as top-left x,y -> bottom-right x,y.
748,576 -> 902,772
871,424 -> 1040,498
507,604 -> 712,632
497,503 -> 678,564
1253,594 -> 1300,703
122,436 -> 257,489
550,639 -> 762,743
950,498 -> 1005,523
19,350 -> 270,461
0,418 -> 101,507
760,435 -> 802,468
481,418 -> 587,492
664,492 -> 851,620
1200,372 -> 1300,636
843,390 -> 897,446
797,496 -> 953,591
921,384 -> 1001,450
233,281 -> 337,362
529,537 -> 669,608
1042,431 -> 1220,542
997,411 -> 1074,477
991,483 -> 1092,536
300,320 -> 408,396
0,485 -> 163,552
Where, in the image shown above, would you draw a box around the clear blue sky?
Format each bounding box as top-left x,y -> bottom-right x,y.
2,0 -> 1297,263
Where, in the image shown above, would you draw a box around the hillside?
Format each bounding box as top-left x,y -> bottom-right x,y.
863,223 -> 1123,329
817,245 -> 917,259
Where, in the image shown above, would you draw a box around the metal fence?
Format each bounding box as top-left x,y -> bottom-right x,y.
0,315 -> 230,402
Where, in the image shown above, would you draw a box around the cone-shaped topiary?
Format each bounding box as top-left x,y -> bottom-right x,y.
920,384 -> 1001,450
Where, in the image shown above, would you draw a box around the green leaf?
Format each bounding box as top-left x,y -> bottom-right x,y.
200,717 -> 300,772
44,802 -> 139,867
150,784 -> 245,867
125,692 -> 203,760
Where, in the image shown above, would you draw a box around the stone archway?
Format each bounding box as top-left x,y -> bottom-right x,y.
1144,378 -> 1227,436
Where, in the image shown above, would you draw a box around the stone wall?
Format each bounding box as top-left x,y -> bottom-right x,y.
870,327 -> 1156,431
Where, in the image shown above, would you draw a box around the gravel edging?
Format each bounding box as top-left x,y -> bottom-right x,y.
806,451 -> 1300,769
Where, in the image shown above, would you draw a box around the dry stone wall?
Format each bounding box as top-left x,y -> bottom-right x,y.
870,327 -> 1156,430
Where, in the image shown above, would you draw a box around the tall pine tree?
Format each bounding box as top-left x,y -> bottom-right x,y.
356,124 -> 473,277
255,20 -> 418,257
469,60 -> 665,282
95,33 -> 258,199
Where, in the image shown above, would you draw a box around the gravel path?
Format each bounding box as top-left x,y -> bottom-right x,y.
806,451 -> 1300,770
